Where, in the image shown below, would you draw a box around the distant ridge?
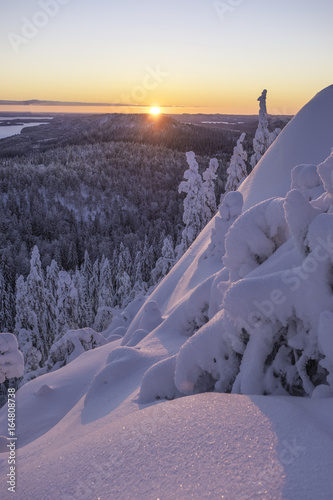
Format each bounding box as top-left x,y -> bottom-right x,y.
0,99 -> 190,108
0,99 -> 141,107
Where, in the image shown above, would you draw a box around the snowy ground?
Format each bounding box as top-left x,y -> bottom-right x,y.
1,86 -> 333,499
1,388 -> 333,499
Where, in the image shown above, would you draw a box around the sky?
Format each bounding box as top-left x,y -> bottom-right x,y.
0,0 -> 332,115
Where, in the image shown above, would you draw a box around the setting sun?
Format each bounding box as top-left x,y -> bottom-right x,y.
150,107 -> 161,115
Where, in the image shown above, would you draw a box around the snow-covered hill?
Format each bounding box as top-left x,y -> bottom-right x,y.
1,86 -> 333,500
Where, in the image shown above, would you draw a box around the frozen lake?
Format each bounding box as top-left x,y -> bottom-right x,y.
0,116 -> 52,139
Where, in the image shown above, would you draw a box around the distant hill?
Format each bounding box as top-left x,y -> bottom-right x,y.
0,112 -> 292,159
169,113 -> 292,134
0,113 -> 245,158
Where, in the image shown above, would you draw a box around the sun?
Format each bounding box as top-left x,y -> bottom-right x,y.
150,106 -> 161,115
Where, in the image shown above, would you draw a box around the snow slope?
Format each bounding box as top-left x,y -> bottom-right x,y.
1,86 -> 333,499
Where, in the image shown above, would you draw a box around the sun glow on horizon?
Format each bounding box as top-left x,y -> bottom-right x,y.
150,106 -> 161,115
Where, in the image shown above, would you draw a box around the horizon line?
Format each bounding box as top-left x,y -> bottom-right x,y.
0,99 -> 201,109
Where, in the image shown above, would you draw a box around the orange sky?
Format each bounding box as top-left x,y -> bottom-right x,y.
1,0 -> 332,115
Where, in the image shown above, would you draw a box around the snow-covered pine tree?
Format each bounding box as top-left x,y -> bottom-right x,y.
250,89 -> 270,169
251,89 -> 281,169
111,248 -> 119,284
225,133 -> 248,192
90,258 -> 100,322
44,327 -> 108,373
132,250 -> 147,297
14,275 -> 29,334
78,251 -> 94,327
117,271 -> 132,308
115,249 -> 126,304
93,257 -> 115,332
98,257 -> 114,309
203,158 -> 218,223
119,243 -> 132,277
0,270 -> 12,333
141,236 -> 155,284
0,254 -> 15,332
0,270 -> 8,332
66,240 -> 78,269
17,328 -> 41,374
45,260 -> 59,347
15,275 -> 42,374
0,333 -> 24,383
268,126 -> 281,147
25,246 -> 48,364
56,270 -> 80,340
151,236 -> 176,284
0,332 -> 24,407
177,152 -> 206,258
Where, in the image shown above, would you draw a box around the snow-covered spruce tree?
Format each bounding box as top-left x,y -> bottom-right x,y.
45,260 -> 59,349
0,332 -> 24,407
223,196 -> 287,282
56,270 -> 80,340
78,251 -> 94,327
141,236 -> 155,285
203,158 -> 218,223
177,152 -> 206,258
44,328 -> 108,373
117,271 -> 132,308
98,257 -> 115,309
14,276 -> 28,334
90,258 -> 100,321
0,333 -> 24,383
225,133 -> 248,192
131,250 -> 148,298
115,246 -> 134,306
250,89 -> 280,169
66,240 -> 78,270
250,89 -> 270,169
268,126 -> 281,147
119,243 -> 132,277
0,255 -> 15,332
170,151 -> 333,398
15,275 -> 42,373
93,257 -> 115,332
151,236 -> 176,284
25,246 -> 48,364
0,269 -> 12,333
